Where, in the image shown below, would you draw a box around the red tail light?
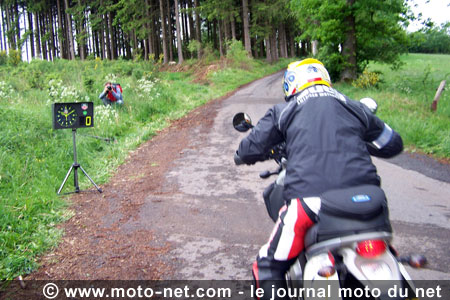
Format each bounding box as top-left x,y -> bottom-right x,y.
356,240 -> 386,258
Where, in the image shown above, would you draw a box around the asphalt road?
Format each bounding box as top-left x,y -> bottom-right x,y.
135,72 -> 450,280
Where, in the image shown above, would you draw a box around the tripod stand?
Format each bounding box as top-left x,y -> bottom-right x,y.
57,129 -> 102,194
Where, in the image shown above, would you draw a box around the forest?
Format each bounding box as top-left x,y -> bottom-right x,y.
0,0 -> 302,63
0,0 -> 449,79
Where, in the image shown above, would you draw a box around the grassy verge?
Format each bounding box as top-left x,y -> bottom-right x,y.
336,53 -> 450,159
0,51 -> 291,280
1,51 -> 448,281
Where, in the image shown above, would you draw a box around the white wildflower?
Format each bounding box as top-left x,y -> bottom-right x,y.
95,105 -> 119,127
0,81 -> 13,100
47,79 -> 83,105
136,77 -> 161,101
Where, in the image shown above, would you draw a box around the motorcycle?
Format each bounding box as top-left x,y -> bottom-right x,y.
232,101 -> 426,300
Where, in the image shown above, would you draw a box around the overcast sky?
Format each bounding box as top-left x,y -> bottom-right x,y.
407,0 -> 450,31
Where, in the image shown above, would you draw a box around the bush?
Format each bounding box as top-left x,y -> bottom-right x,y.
0,51 -> 7,65
83,76 -> 95,92
8,49 -> 22,66
199,43 -> 218,65
132,68 -> 143,80
188,40 -> 202,58
352,69 -> 381,89
226,39 -> 252,68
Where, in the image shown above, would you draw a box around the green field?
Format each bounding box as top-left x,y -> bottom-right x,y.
0,53 -> 449,281
337,53 -> 450,158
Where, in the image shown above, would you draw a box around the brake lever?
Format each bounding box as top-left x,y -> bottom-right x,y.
259,165 -> 283,179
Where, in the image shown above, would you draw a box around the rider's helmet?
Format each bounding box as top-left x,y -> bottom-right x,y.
283,58 -> 332,100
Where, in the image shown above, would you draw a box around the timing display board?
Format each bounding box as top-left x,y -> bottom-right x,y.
52,102 -> 94,130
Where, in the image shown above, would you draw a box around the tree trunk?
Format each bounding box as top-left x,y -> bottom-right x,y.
182,1 -> 189,46
340,0 -> 357,82
27,12 -> 35,58
23,8 -> 29,61
124,31 -> 132,59
48,9 -> 56,60
242,0 -> 251,56
224,17 -> 231,42
64,0 -> 75,59
213,19 -> 217,50
132,29 -> 137,57
166,0 -> 173,61
108,11 -> 116,59
78,1 -> 86,60
145,0 -> 155,55
300,40 -> 307,56
0,10 -> 3,51
279,23 -> 288,58
5,5 -> 15,49
265,36 -> 271,63
56,0 -> 66,58
218,19 -> 224,57
152,1 -> 160,58
14,3 -> 20,50
194,0 -> 202,58
104,12 -> 111,59
270,29 -> 278,62
98,0 -> 106,59
159,0 -> 168,63
311,40 -> 318,56
33,12 -> 41,58
1,9 -> 6,51
174,0 -> 184,64
188,0 -> 195,42
231,16 -> 236,40
39,12 -> 48,60
287,28 -> 295,58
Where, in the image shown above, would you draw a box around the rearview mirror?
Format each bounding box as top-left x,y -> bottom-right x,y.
232,112 -> 253,132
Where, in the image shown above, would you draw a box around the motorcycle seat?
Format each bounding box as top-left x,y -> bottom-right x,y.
304,185 -> 392,247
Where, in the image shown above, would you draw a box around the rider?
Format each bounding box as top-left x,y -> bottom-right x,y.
234,58 -> 403,299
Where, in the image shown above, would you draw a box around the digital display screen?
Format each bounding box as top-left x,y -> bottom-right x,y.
52,102 -> 94,130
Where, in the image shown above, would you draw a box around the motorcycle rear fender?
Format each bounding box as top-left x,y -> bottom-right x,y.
398,262 -> 417,291
340,247 -> 403,293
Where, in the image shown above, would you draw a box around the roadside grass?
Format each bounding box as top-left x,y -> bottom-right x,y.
1,52 -> 448,281
0,54 -> 291,280
336,53 -> 450,158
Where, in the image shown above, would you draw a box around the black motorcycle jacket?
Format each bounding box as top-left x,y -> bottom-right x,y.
236,85 -> 403,199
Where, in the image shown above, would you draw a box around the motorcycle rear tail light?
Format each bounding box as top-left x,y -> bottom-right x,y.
356,240 -> 386,258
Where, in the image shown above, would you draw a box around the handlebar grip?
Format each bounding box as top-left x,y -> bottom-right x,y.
259,170 -> 271,179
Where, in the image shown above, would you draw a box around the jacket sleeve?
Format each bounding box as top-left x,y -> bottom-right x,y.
111,86 -> 123,101
99,90 -> 107,99
363,107 -> 403,158
237,105 -> 285,164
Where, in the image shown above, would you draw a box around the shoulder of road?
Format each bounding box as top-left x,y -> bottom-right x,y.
382,152 -> 450,183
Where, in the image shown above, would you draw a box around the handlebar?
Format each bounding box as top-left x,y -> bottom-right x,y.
268,142 -> 287,164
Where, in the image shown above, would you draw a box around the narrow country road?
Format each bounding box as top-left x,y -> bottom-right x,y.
127,71 -> 450,280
